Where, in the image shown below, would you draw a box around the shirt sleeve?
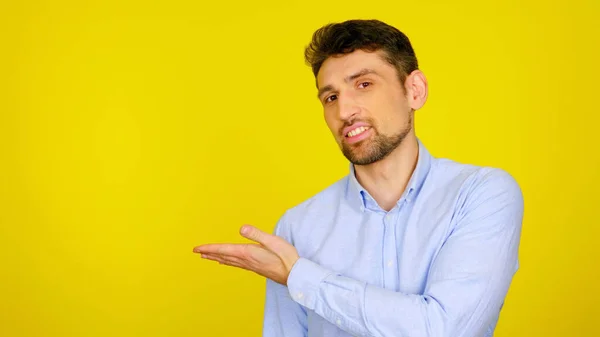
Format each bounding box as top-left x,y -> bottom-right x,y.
262,212 -> 308,337
286,168 -> 524,337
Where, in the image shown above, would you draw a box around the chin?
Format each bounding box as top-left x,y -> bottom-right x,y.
343,149 -> 377,166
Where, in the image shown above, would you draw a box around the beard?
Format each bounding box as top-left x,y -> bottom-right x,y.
341,116 -> 413,166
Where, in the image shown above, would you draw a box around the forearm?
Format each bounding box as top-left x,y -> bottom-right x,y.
287,257 -> 514,337
287,258 -> 435,337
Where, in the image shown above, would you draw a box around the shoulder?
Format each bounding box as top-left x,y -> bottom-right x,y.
430,157 -> 522,199
287,176 -> 347,216
423,156 -> 524,221
430,157 -> 524,228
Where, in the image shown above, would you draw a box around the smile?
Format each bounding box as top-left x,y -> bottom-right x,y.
346,126 -> 370,137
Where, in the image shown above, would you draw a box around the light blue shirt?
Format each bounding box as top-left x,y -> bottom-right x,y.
263,139 -> 524,337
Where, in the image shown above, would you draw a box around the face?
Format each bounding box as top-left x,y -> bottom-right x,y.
316,49 -> 420,165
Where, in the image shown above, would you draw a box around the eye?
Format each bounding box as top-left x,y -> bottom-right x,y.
358,81 -> 372,88
325,94 -> 338,103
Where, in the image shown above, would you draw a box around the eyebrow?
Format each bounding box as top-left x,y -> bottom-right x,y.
317,68 -> 379,99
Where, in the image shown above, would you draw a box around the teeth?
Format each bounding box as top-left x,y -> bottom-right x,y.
348,126 -> 368,137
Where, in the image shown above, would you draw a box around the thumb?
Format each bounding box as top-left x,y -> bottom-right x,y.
240,225 -> 288,252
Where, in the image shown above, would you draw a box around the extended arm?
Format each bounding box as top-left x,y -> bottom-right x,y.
193,170 -> 524,337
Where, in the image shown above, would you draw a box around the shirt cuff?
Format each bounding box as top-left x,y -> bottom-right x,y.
286,257 -> 333,310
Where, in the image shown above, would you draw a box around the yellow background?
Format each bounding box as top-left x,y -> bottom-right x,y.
1,0 -> 598,336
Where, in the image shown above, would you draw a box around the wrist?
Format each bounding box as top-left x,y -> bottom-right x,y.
284,255 -> 300,285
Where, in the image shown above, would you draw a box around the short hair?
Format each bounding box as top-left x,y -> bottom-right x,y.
304,19 -> 419,86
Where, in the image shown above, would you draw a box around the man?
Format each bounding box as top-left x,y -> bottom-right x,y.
193,19 -> 524,337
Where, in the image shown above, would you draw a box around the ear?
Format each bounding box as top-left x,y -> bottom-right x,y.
405,70 -> 428,110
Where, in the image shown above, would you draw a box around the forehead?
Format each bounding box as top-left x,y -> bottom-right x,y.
316,49 -> 394,88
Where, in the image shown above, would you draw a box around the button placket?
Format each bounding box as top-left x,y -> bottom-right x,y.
382,209 -> 399,289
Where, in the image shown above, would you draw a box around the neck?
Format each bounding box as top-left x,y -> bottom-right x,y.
354,134 -> 419,212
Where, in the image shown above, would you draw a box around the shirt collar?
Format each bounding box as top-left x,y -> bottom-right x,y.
345,138 -> 432,212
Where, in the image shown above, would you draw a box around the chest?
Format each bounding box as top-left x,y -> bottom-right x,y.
294,198 -> 457,294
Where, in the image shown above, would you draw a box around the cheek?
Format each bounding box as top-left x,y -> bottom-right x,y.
373,109 -> 409,136
380,91 -> 410,124
323,111 -> 339,134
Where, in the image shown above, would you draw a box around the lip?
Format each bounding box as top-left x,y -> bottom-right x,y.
344,126 -> 372,145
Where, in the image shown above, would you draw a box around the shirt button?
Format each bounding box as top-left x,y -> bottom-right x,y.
387,260 -> 393,267
336,319 -> 342,326
296,292 -> 304,300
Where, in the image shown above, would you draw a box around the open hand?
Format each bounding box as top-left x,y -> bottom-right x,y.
192,225 -> 299,285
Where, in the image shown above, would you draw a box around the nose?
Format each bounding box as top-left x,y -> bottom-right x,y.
337,93 -> 360,122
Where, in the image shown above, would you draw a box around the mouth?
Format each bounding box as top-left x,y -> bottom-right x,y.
345,126 -> 370,138
344,126 -> 372,144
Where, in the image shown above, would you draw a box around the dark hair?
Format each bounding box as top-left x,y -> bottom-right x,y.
304,19 -> 419,86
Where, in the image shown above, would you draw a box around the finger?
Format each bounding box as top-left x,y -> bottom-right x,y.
240,225 -> 290,253
201,253 -> 246,269
193,243 -> 246,256
240,225 -> 275,246
202,253 -> 246,265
